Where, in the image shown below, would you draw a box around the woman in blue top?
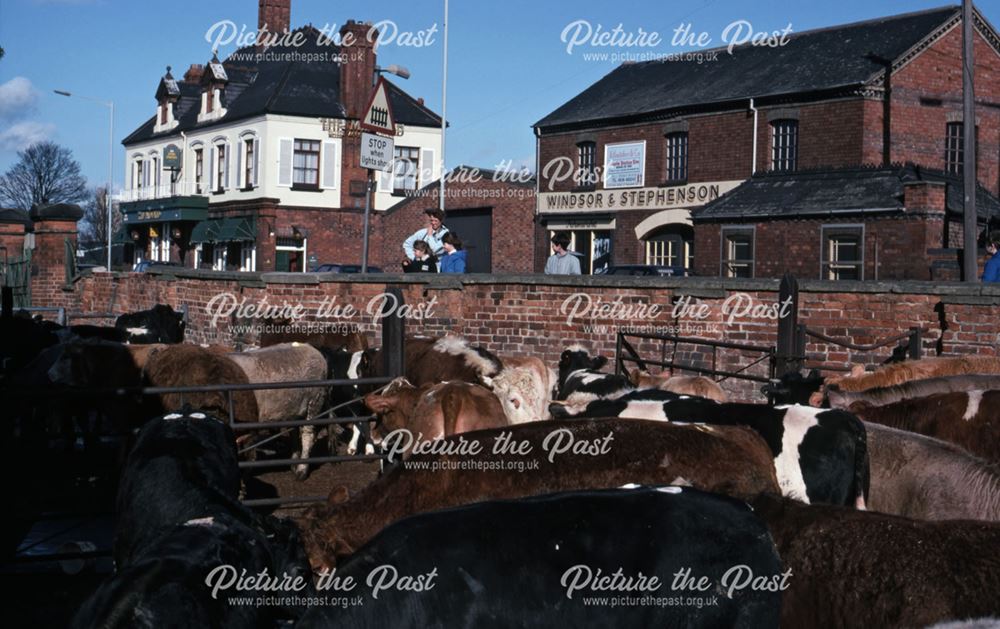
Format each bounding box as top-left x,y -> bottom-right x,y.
983,231 -> 1000,283
439,232 -> 467,273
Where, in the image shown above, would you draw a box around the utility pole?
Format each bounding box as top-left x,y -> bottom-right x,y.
962,0 -> 979,282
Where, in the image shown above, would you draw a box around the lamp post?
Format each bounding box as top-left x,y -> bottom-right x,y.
54,90 -> 115,271
360,65 -> 410,273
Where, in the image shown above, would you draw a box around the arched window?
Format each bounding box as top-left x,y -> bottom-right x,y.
645,225 -> 693,270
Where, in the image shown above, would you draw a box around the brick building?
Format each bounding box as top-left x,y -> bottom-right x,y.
533,5 -> 1000,279
379,166 -> 539,273
119,0 -> 442,273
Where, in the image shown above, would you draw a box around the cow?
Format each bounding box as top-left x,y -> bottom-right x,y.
227,343 -> 328,479
550,392 -> 870,508
491,356 -> 558,424
750,493 -> 1000,628
259,317 -> 368,353
73,511 -> 311,629
849,390 -> 1000,464
865,422 -> 1000,521
298,487 -> 783,629
300,418 -> 781,568
363,378 -> 508,452
556,344 -> 632,404
114,304 -> 185,344
827,356 -> 1000,393
346,335 -> 504,387
113,410 -> 242,568
142,344 -> 259,425
629,368 -> 729,402
318,345 -> 374,456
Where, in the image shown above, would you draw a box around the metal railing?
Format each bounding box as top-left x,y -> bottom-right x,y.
616,331 -> 777,385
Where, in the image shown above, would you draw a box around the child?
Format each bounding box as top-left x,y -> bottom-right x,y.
439,232 -> 467,273
402,240 -> 438,273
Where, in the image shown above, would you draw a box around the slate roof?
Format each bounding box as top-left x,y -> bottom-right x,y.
124,26 -> 441,145
535,6 -> 964,131
691,164 -> 1000,221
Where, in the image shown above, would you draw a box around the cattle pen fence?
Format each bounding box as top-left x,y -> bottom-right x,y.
3,288 -> 408,571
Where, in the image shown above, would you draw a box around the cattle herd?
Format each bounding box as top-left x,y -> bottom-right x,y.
2,305 -> 1000,628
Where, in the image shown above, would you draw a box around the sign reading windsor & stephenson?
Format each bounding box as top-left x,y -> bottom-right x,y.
538,180 -> 745,213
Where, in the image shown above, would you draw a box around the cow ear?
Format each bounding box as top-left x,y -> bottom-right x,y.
326,486 -> 350,507
850,364 -> 865,377
592,356 -> 608,370
365,394 -> 395,414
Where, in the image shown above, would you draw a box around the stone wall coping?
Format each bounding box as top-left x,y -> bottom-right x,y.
132,267 -> 1000,298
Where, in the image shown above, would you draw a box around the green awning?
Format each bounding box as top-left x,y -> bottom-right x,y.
215,217 -> 255,242
190,220 -> 219,244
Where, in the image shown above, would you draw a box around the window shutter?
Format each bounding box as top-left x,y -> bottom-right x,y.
223,144 -> 230,190
253,138 -> 261,187
420,148 -> 435,186
278,138 -> 292,187
322,141 -> 338,189
143,161 -> 149,188
236,140 -> 243,189
208,147 -> 215,191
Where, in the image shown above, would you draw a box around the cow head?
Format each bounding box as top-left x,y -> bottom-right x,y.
761,369 -> 825,406
363,377 -> 419,444
558,345 -> 608,388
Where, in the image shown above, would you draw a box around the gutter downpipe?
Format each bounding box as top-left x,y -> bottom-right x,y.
749,98 -> 759,175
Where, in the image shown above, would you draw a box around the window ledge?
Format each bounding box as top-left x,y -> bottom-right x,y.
659,179 -> 688,188
291,184 -> 321,192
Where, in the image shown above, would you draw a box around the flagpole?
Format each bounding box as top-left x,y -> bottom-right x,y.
439,0 -> 449,213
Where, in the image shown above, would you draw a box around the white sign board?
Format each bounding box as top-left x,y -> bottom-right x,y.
360,132 -> 395,172
360,77 -> 397,136
604,140 -> 646,189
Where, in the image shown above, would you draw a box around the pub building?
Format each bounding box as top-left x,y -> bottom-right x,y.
533,5 -> 1000,279
119,0 -> 443,272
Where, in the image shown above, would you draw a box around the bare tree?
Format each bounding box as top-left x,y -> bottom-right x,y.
81,186 -> 122,246
0,141 -> 88,210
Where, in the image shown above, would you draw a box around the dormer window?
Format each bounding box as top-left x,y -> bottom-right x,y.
154,66 -> 180,133
197,53 -> 229,123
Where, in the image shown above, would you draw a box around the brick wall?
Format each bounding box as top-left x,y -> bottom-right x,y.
40,270 -> 1000,402
0,221 -> 26,259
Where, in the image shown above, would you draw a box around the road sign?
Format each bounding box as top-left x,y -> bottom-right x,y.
360,77 -> 397,136
360,132 -> 394,172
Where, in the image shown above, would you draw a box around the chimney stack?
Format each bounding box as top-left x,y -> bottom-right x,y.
259,0 -> 291,34
339,20 -> 379,120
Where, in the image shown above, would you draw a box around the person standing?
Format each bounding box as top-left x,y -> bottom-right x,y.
544,232 -> 581,275
402,240 -> 438,273
983,230 -> 1000,282
403,208 -> 449,259
439,232 -> 467,273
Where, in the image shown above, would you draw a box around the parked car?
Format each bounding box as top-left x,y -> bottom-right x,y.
600,264 -> 692,277
132,261 -> 183,272
312,263 -> 383,274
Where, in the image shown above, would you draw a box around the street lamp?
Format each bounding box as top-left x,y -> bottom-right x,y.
360,64 -> 410,273
54,90 -> 115,271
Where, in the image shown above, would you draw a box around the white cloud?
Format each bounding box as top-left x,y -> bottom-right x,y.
0,77 -> 40,121
0,121 -> 56,151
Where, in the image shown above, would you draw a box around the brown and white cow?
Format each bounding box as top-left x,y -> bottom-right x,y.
828,356 -> 1000,393
363,378 -> 508,452
751,493 -> 1000,628
628,369 -> 729,402
865,422 -> 1000,521
849,390 -> 1000,464
300,418 -> 780,569
227,343 -> 328,479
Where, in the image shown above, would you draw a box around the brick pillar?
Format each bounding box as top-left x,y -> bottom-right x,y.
339,21 -> 379,211
28,203 -> 83,307
0,211 -> 28,258
904,180 -> 947,280
256,203 -> 278,272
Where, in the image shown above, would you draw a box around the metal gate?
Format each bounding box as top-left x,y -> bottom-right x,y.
1,251 -> 31,308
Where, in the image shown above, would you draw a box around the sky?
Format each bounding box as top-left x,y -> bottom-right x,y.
1,0 -> 998,193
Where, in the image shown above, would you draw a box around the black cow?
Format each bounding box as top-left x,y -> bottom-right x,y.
113,410 -> 243,567
115,304 -> 185,344
73,511 -> 311,629
297,486 -> 783,629
556,345 -> 633,402
550,392 -> 870,508
761,370 -> 825,406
